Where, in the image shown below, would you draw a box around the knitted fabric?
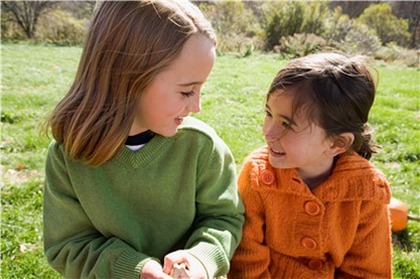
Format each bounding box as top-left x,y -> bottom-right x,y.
44,117 -> 244,279
229,146 -> 392,279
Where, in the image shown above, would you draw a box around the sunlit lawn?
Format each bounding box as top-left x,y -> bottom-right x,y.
1,43 -> 419,278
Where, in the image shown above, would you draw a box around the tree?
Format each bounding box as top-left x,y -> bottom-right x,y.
357,3 -> 411,46
391,1 -> 420,48
328,1 -> 376,18
301,1 -> 329,36
263,1 -> 305,50
198,1 -> 261,53
1,1 -> 57,38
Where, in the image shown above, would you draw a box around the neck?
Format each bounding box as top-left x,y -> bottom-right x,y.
303,170 -> 331,189
298,158 -> 336,189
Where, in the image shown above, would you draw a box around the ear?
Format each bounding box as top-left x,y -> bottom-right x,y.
327,133 -> 355,157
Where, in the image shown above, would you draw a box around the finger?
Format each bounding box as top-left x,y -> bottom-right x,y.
171,263 -> 191,278
162,256 -> 176,274
163,251 -> 188,274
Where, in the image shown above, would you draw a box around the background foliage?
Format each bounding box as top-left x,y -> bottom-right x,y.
1,42 -> 419,279
1,0 -> 419,278
1,1 -> 419,66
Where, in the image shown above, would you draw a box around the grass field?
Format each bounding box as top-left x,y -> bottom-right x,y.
1,43 -> 419,278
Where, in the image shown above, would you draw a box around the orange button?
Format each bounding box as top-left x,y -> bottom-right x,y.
301,237 -> 317,250
308,259 -> 324,270
304,201 -> 320,216
260,170 -> 274,185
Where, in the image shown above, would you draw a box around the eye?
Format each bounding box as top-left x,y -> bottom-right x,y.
282,121 -> 291,128
181,91 -> 195,98
265,110 -> 272,118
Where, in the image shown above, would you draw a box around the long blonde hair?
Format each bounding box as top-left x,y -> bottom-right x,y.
47,0 -> 216,166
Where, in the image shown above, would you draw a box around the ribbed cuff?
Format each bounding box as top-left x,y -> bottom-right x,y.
187,242 -> 228,278
114,249 -> 160,279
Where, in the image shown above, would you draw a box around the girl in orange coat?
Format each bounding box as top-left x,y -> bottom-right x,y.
229,53 -> 392,278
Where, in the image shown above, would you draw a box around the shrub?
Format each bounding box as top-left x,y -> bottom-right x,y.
215,33 -> 257,57
375,43 -> 420,67
276,33 -> 327,58
262,1 -> 330,51
357,3 -> 411,47
323,6 -> 353,44
262,2 -> 305,50
341,21 -> 382,55
1,9 -> 26,40
199,1 -> 261,54
301,1 -> 329,36
36,9 -> 88,45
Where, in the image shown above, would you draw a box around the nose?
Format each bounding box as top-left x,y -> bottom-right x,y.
263,122 -> 283,142
188,92 -> 201,113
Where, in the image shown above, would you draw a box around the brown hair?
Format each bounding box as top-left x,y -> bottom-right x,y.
267,53 -> 379,159
46,0 -> 216,166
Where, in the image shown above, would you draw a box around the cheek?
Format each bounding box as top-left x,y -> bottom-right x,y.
282,134 -> 306,152
280,136 -> 294,149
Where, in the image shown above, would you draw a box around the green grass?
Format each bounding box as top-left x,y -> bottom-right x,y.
1,43 -> 419,278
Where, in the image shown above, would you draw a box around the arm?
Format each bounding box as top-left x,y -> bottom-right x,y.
43,142 -> 158,279
228,161 -> 271,279
336,200 -> 392,278
182,137 -> 245,278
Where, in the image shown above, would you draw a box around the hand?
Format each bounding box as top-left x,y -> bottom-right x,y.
163,250 -> 207,279
171,263 -> 190,279
140,260 -> 173,279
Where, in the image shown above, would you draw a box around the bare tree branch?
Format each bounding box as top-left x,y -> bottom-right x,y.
2,1 -> 57,38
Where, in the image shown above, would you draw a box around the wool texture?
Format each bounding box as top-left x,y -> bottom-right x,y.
229,146 -> 392,279
44,117 -> 244,279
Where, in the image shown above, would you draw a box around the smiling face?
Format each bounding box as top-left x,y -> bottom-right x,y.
130,34 -> 216,137
263,90 -> 336,181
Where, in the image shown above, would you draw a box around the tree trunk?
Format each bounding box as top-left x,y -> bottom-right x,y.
1,1 -> 56,39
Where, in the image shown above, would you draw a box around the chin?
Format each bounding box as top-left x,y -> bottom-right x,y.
157,128 -> 178,138
269,157 -> 285,169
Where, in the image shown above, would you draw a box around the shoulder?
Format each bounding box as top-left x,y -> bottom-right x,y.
239,146 -> 277,188
175,117 -> 236,177
45,140 -> 88,169
178,116 -> 218,139
46,140 -> 66,160
176,117 -> 229,150
335,152 -> 389,188
45,140 -> 71,175
240,146 -> 270,172
320,152 -> 391,203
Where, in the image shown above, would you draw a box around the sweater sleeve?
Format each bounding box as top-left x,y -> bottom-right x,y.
183,135 -> 245,278
228,160 -> 271,279
43,142 -> 157,279
336,199 -> 392,278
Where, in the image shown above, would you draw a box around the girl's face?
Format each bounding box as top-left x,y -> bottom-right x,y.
131,34 -> 215,137
263,91 -> 335,181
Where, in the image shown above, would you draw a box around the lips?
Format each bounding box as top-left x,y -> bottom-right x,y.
269,147 -> 285,156
174,117 -> 183,125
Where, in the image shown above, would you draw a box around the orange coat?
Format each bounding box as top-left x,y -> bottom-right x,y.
229,146 -> 392,279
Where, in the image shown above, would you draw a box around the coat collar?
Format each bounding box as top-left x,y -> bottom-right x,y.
250,147 -> 390,203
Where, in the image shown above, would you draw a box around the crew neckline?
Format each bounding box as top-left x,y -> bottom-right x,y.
125,130 -> 154,146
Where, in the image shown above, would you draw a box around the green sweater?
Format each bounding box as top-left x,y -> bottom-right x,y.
43,117 -> 245,279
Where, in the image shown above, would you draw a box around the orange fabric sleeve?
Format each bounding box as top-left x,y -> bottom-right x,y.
228,161 -> 271,279
335,201 -> 392,278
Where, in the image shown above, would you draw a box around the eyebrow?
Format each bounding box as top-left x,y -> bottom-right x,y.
177,81 -> 204,87
265,104 -> 295,125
